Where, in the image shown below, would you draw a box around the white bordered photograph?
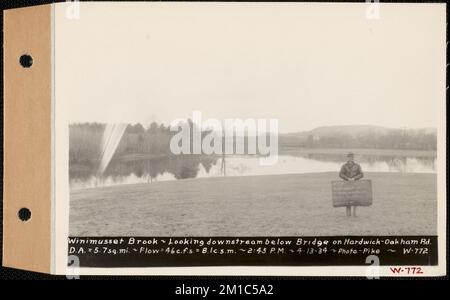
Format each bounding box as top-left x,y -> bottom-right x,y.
3,1 -> 446,277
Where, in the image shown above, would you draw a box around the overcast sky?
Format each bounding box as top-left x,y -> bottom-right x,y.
56,2 -> 446,133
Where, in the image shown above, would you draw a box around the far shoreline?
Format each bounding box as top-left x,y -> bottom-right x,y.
279,147 -> 436,158
111,147 -> 437,162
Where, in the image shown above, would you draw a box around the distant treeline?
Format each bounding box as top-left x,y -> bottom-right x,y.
70,122 -> 175,164
70,120 -> 230,164
70,122 -> 437,165
280,131 -> 437,151
70,121 -> 227,179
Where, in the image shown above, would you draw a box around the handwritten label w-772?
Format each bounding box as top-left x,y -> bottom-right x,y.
390,267 -> 424,275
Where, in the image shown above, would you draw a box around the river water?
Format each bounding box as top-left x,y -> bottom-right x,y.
70,153 -> 436,190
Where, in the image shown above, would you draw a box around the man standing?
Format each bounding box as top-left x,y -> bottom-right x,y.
339,152 -> 364,217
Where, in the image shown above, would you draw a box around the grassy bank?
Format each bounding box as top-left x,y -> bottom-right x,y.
70,172 -> 437,236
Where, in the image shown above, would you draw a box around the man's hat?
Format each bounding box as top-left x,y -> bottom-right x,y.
346,152 -> 354,158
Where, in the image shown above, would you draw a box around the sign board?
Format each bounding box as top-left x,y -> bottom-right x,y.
332,180 -> 373,207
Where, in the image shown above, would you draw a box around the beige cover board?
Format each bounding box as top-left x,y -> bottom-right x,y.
3,4 -> 52,273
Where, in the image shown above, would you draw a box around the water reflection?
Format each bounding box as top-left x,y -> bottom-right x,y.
69,154 -> 436,190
